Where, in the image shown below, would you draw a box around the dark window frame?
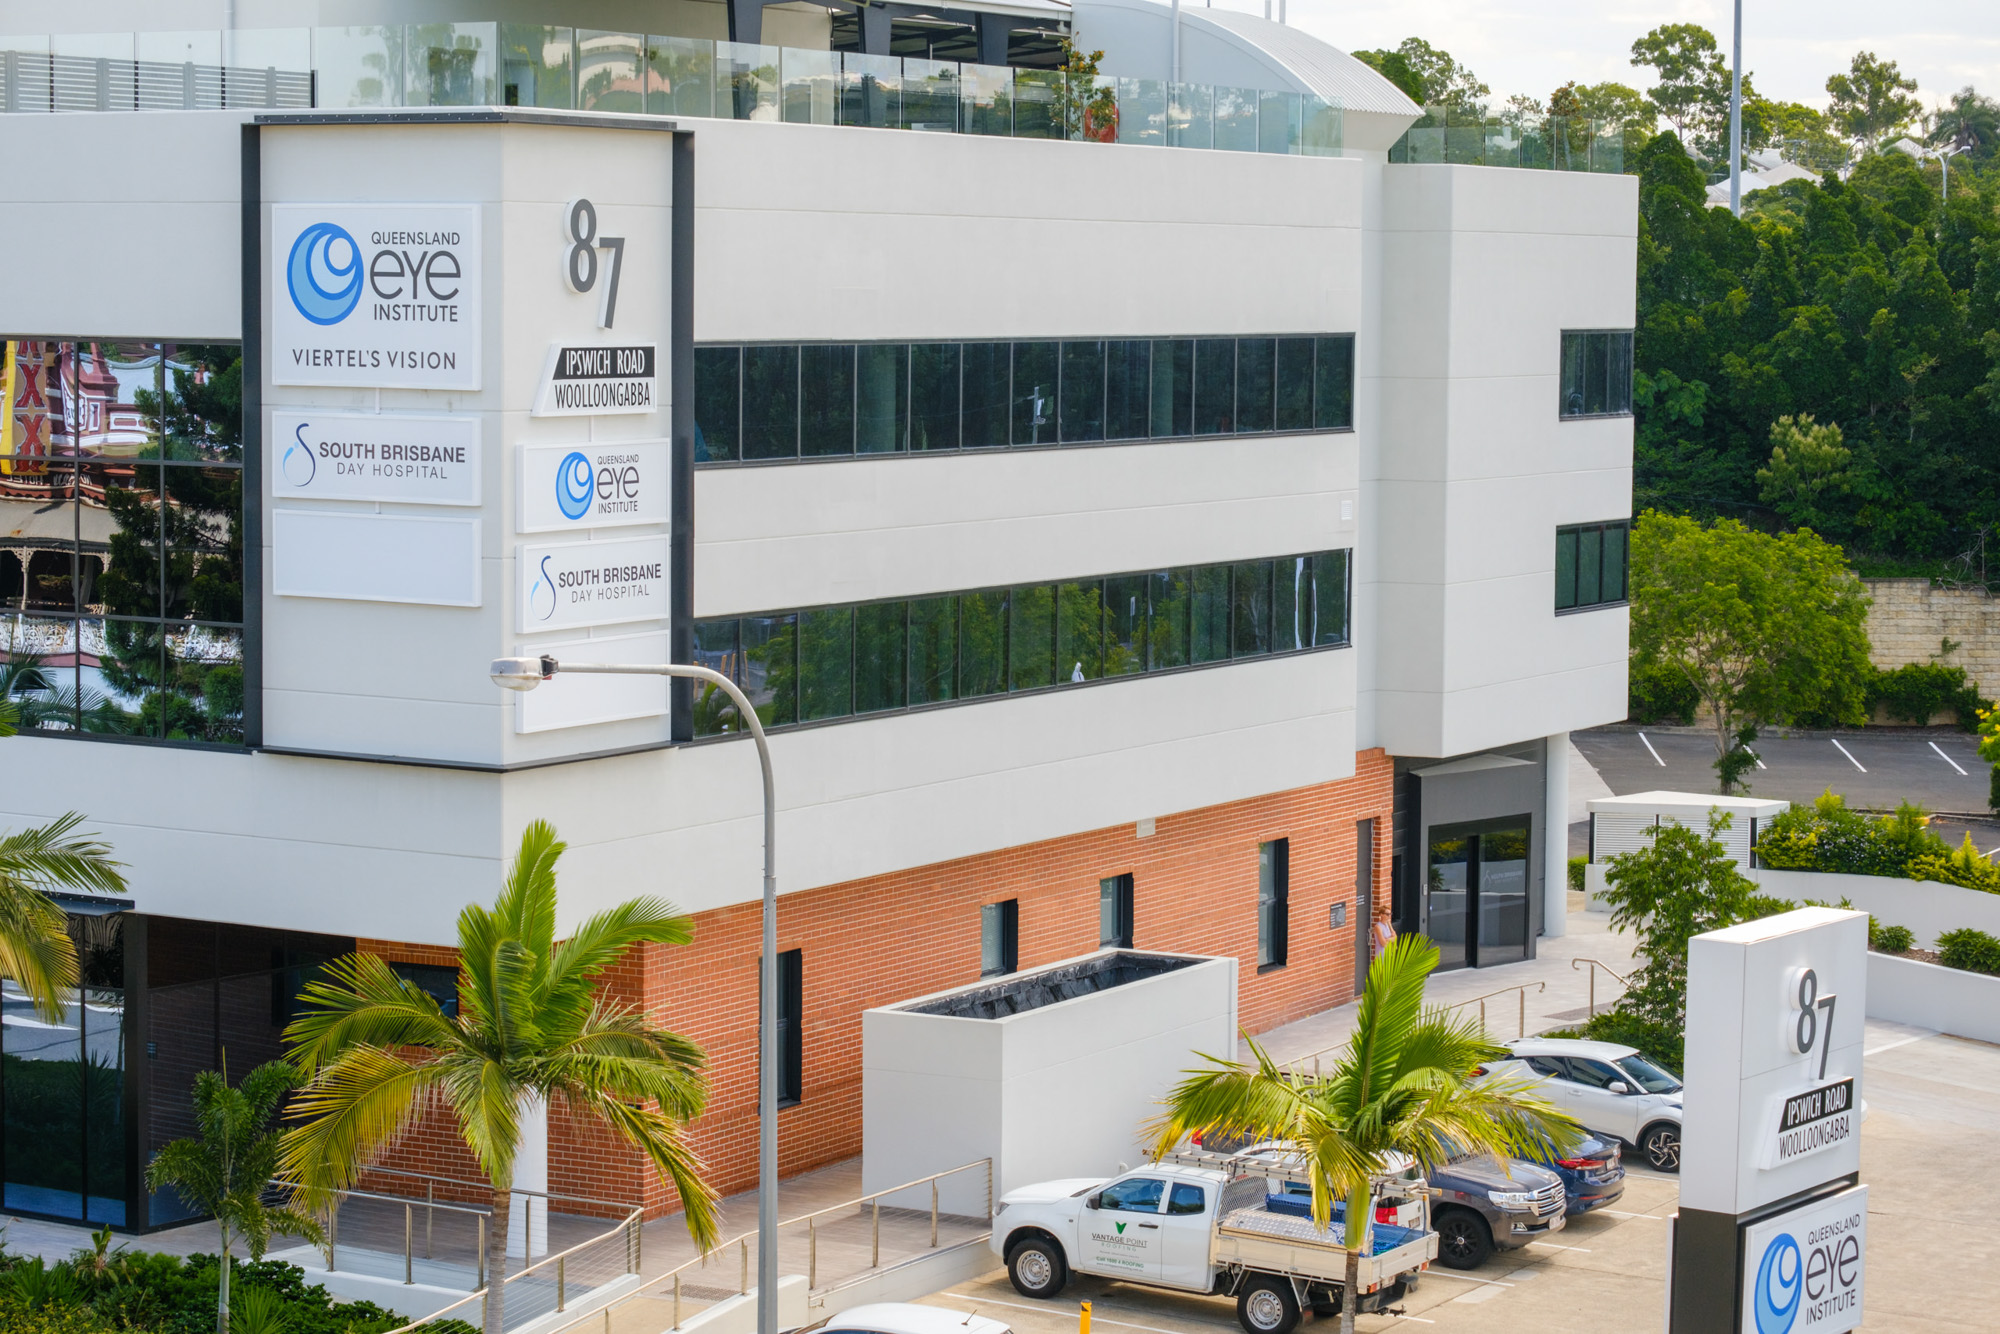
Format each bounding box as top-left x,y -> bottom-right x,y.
981,899 -> 1019,976
771,947 -> 803,1107
1100,872 -> 1135,949
1257,838 -> 1290,971
1558,330 -> 1635,420
693,334 -> 1357,467
1554,520 -> 1630,613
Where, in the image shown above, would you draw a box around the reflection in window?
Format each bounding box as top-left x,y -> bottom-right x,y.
1559,331 -> 1634,418
681,551 -> 1351,740
694,334 -> 1357,464
1554,521 -> 1629,611
0,340 -> 245,747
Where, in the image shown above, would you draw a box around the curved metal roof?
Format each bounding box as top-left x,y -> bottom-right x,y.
1187,8 -> 1422,118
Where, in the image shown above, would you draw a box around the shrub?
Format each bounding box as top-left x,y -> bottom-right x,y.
1869,661 -> 1991,730
1905,832 -> 2000,894
1567,855 -> 1586,893
1873,923 -> 1915,953
1752,790 -> 2000,891
1938,928 -> 2000,976
1629,658 -> 1700,725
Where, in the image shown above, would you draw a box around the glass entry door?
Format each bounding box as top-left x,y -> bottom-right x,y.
1425,822 -> 1531,969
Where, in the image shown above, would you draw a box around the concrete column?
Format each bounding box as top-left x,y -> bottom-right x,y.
507,1091 -> 549,1260
1544,731 -> 1569,938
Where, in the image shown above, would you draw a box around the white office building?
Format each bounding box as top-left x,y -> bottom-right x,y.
0,0 -> 1633,1228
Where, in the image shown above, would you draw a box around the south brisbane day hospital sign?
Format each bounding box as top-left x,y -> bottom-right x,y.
271,204 -> 481,390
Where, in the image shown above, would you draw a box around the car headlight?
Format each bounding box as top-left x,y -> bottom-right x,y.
1487,1190 -> 1536,1209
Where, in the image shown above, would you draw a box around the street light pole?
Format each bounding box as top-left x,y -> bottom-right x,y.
1729,0 -> 1743,217
490,655 -> 778,1334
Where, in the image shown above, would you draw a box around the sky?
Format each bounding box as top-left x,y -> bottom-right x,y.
1210,0 -> 1999,112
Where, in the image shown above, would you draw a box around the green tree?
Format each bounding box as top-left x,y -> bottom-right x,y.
1354,38 -> 1486,115
1629,512 -> 1873,789
1929,86 -> 1999,159
1160,936 -> 1576,1328
1597,815 -> 1761,1029
1826,51 -> 1921,149
1149,936 -> 1578,1334
279,821 -> 719,1334
1571,80 -> 1656,139
1629,24 -> 1728,146
1755,414 -> 1853,531
144,1060 -> 324,1334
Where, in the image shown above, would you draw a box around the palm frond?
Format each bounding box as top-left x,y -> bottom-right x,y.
279,1048 -> 441,1199
1340,935 -> 1436,1112
1147,1040 -> 1310,1160
283,953 -> 460,1074
0,876 -> 78,1020
565,1085 -> 720,1249
544,897 -> 692,1013
496,820 -> 564,965
0,811 -> 129,895
440,1053 -> 523,1188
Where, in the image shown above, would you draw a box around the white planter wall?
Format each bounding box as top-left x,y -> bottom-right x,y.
1753,868 -> 2000,948
1865,953 -> 2000,1044
861,951 -> 1237,1216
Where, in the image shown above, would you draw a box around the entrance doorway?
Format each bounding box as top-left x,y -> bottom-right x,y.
1425,819 -> 1531,970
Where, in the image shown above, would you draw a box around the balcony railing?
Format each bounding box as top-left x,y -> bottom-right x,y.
0,49 -> 312,112
1390,104 -> 1624,173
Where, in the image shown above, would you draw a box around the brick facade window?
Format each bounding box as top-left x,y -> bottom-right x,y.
1257,838 -> 1290,970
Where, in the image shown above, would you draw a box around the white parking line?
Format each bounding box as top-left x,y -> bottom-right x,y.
1637,732 -> 1666,766
1929,741 -> 1969,775
1740,742 -> 1767,770
1831,738 -> 1867,772
1525,1241 -> 1592,1252
1418,1272 -> 1516,1287
941,1294 -> 1228,1334
1864,1031 -> 1935,1057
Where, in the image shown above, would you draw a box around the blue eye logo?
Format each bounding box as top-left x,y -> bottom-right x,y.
280,423 -> 317,487
1753,1233 -> 1802,1334
555,451 -> 594,521
287,222 -> 362,325
528,555 -> 557,622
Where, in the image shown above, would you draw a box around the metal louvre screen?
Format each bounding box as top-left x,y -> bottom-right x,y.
0,52 -> 311,113
1589,813 -> 1658,860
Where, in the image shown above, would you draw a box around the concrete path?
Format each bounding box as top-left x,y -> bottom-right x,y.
1244,909 -> 1641,1069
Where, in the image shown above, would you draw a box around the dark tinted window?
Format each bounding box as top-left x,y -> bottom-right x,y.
1105,340 -> 1150,441
1191,565 -> 1230,663
742,345 -> 799,459
1235,337 -> 1275,434
1314,335 -> 1354,430
1275,337 -> 1313,432
959,589 -> 1008,697
1559,330 -> 1634,418
1011,341 -> 1058,445
1168,1183 -> 1207,1215
909,343 -> 960,451
798,606 -> 853,720
961,343 -> 1009,448
1009,584 -> 1055,690
855,602 -> 907,713
1151,338 -> 1193,438
1060,340 -> 1106,443
799,344 -> 855,456
694,345 -> 741,462
908,596 -> 957,704
1098,1176 -> 1163,1212
1193,338 -> 1234,435
856,343 -> 907,453
1556,521 -> 1629,611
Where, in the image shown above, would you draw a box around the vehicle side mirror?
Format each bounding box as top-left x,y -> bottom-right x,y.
1608,1081 -> 1630,1095
1086,1194 -> 1102,1210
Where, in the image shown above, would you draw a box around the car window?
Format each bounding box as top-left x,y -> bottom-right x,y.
1168,1183 -> 1207,1215
1563,1058 -> 1623,1089
1098,1177 -> 1166,1212
1525,1055 -> 1567,1079
1615,1055 -> 1683,1093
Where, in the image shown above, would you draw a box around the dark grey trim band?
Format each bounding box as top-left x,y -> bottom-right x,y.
671,129 -> 697,743
240,121 -> 264,749
256,109 -> 683,132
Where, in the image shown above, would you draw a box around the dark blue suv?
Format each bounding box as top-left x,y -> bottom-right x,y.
1519,1131 -> 1625,1214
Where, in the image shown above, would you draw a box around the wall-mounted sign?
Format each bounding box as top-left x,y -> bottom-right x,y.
517,535 -> 669,633
271,410 -> 480,505
273,509 -> 482,607
560,198 -> 626,328
1739,1184 -> 1866,1334
517,440 -> 668,532
513,630 -> 667,734
270,203 -> 482,390
531,344 -> 657,417
1763,1076 -> 1856,1170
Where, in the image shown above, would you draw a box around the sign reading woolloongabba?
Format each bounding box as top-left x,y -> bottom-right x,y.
1668,906 -> 1868,1334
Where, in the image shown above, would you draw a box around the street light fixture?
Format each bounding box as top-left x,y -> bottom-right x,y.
490,654 -> 780,1334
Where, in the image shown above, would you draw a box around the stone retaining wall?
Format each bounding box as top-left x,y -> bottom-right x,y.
1863,577 -> 2000,692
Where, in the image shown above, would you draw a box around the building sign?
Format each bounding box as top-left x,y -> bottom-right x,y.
1764,1077 -> 1856,1169
531,343 -> 657,416
1740,1185 -> 1866,1334
513,630 -> 667,734
273,509 -> 482,607
271,411 -> 481,505
517,440 -> 668,532
270,204 -> 482,390
517,535 -> 669,633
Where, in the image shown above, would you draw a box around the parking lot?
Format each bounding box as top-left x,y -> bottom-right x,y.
916,1022 -> 2000,1333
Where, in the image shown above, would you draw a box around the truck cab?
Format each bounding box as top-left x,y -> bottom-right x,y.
998,1163 -> 1229,1293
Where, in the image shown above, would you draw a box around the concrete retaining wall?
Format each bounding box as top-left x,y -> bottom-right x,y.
1753,869 -> 2000,948
1866,953 -> 2000,1044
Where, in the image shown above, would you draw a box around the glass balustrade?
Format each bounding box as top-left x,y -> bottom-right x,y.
1389,104 -> 1623,173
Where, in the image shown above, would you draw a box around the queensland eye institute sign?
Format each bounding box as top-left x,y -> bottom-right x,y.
271,204 -> 481,390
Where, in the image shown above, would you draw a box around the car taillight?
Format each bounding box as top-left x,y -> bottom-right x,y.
1555,1158 -> 1606,1170
1470,1065 -> 1489,1077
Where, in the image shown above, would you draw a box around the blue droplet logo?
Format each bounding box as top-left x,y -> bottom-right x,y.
280,423 -> 317,488
555,450 -> 595,521
287,222 -> 362,325
528,555 -> 557,622
1754,1233 -> 1801,1334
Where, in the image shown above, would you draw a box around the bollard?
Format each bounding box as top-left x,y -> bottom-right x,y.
931,1179 -> 939,1248
740,1238 -> 748,1294
427,1181 -> 435,1260
872,1199 -> 880,1268
1519,987 -> 1526,1039
478,1216 -> 486,1290
329,1204 -> 339,1273
557,1254 -> 566,1312
1080,1301 -> 1092,1334
405,1203 -> 414,1284
809,1215 -> 818,1289
674,1273 -> 682,1329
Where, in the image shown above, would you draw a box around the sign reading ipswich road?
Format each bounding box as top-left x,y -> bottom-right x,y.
532,344 -> 658,416
270,204 -> 481,390
271,410 -> 480,506
1764,1077 -> 1856,1169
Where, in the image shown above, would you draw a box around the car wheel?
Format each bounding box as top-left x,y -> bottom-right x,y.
1006,1237 -> 1067,1298
1641,1122 -> 1682,1173
1433,1208 -> 1494,1270
1236,1276 -> 1300,1334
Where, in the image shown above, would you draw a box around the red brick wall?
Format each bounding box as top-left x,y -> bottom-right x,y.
355,755 -> 1392,1223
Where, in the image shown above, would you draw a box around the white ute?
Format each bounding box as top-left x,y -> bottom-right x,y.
989,1154 -> 1437,1334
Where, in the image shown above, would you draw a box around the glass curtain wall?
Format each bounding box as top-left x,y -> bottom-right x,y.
0,339 -> 246,746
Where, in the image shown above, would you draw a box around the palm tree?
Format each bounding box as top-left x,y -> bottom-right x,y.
145,1058 -> 325,1334
1150,935 -> 1580,1334
0,759 -> 129,1016
279,820 -> 720,1334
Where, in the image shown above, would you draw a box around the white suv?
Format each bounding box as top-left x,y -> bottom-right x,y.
1481,1038 -> 1684,1172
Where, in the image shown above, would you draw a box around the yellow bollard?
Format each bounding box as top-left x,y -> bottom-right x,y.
1080,1302 -> 1092,1334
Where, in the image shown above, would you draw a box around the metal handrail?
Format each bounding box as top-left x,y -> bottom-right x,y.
1570,957 -> 1630,1017
1447,980 -> 1547,1040
538,1157 -> 994,1334
358,1163 -> 636,1212
375,1205 -> 644,1334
